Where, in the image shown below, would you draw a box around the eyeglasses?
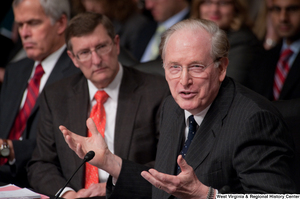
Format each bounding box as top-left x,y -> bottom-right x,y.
75,42 -> 113,61
165,59 -> 221,79
201,0 -> 233,7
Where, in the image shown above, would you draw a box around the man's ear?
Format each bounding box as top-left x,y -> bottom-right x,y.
67,50 -> 80,68
56,14 -> 68,35
114,35 -> 120,55
218,57 -> 228,82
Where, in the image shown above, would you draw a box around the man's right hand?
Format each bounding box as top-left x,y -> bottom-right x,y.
59,118 -> 122,180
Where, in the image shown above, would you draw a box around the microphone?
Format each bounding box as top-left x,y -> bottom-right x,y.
54,151 -> 95,199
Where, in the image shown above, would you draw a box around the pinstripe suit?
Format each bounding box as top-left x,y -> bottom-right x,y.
107,77 -> 296,199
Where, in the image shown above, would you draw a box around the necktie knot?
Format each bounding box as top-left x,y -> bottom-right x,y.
34,64 -> 45,80
280,48 -> 293,62
94,90 -> 109,105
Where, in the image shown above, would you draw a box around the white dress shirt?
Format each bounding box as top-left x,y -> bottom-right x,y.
184,105 -> 211,141
87,64 -> 123,182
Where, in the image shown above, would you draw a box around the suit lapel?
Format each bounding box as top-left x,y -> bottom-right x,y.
44,50 -> 73,87
28,50 -> 73,122
2,59 -> 34,138
114,67 -> 141,158
185,77 -> 235,173
67,74 -> 89,185
154,99 -> 185,199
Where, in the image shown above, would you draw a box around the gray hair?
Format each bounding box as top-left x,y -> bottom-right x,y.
159,19 -> 229,64
13,0 -> 71,24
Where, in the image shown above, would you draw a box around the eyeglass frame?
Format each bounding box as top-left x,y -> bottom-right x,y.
164,57 -> 222,79
74,41 -> 114,62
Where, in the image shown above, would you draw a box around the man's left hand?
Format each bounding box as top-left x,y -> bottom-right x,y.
141,155 -> 211,199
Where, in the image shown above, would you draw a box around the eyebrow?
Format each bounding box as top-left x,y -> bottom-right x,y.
166,61 -> 205,66
76,41 -> 110,52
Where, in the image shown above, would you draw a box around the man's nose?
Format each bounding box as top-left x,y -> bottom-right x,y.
91,50 -> 102,65
279,9 -> 288,22
19,24 -> 31,38
180,68 -> 192,86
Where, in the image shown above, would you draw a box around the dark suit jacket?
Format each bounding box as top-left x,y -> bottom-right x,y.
27,66 -> 170,196
131,12 -> 190,61
249,41 -> 300,100
0,50 -> 80,187
107,77 -> 296,199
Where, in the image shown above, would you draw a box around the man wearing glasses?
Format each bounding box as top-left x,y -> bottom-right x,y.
60,18 -> 296,198
27,12 -> 169,198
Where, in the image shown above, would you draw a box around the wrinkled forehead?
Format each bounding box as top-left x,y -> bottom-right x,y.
164,28 -> 212,60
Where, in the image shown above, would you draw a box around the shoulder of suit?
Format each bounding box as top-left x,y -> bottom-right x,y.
44,72 -> 84,91
5,57 -> 34,70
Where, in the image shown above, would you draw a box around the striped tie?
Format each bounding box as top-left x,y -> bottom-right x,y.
273,48 -> 293,100
0,64 -> 44,165
85,90 -> 109,188
9,63 -> 44,140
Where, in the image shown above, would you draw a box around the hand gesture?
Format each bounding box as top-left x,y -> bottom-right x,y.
59,118 -> 122,178
141,155 -> 213,199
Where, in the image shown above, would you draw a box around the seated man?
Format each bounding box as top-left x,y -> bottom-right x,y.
27,13 -> 169,198
0,0 -> 79,187
61,18 -> 296,199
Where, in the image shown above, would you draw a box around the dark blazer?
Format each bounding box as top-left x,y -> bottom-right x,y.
107,77 -> 296,199
131,12 -> 190,61
249,41 -> 300,100
0,49 -> 80,187
27,66 -> 170,196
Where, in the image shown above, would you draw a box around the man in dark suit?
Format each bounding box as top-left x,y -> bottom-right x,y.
27,12 -> 169,198
133,0 -> 190,62
250,0 -> 300,100
60,18 -> 296,198
0,0 -> 79,187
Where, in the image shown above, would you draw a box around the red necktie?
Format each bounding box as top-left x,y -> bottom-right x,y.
0,64 -> 44,165
273,48 -> 293,100
85,90 -> 109,189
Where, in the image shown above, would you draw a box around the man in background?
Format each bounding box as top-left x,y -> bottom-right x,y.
27,12 -> 169,198
133,0 -> 190,62
250,0 -> 300,100
0,0 -> 79,187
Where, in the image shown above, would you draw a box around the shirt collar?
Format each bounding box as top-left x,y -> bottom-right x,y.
282,38 -> 300,55
184,104 -> 211,127
88,63 -> 123,102
33,44 -> 66,75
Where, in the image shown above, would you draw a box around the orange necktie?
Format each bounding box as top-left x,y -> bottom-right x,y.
85,90 -> 109,189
